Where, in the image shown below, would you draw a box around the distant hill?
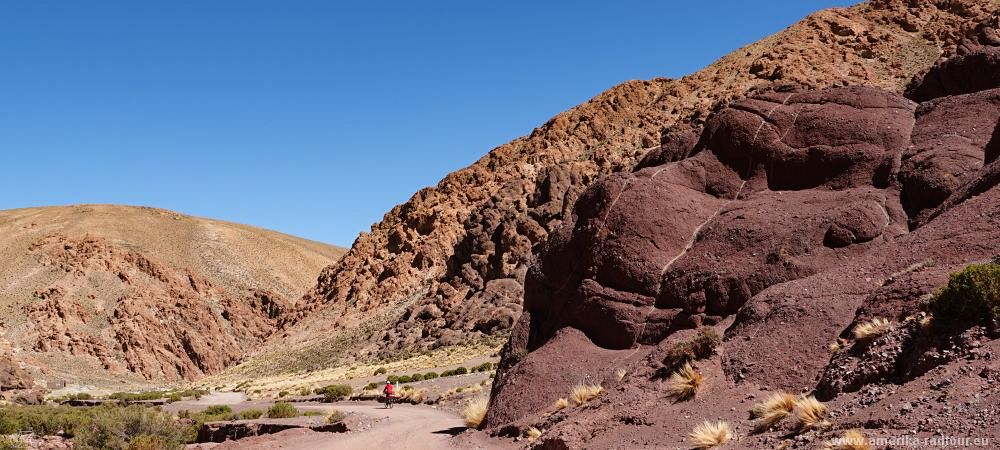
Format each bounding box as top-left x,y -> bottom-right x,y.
0,204 -> 344,392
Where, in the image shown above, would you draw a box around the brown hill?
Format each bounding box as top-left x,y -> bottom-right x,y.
256,0 -> 997,371
0,204 -> 344,394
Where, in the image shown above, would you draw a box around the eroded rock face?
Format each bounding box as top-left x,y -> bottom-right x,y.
24,235 -> 290,381
277,0 -> 997,359
485,45 -> 1000,429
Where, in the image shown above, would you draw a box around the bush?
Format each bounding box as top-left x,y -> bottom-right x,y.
302,411 -> 324,417
472,362 -> 493,372
278,391 -> 288,398
240,409 -> 263,420
386,375 -> 399,383
373,367 -> 387,376
454,367 -> 468,375
165,394 -> 182,403
315,384 -> 352,402
0,436 -> 25,450
662,327 -> 722,373
266,402 -> 299,419
72,405 -> 186,450
397,375 -> 412,383
326,410 -> 346,424
299,387 -> 312,396
410,373 -> 424,382
202,405 -> 232,421
363,382 -> 379,391
424,371 -> 439,380
930,263 -> 1000,325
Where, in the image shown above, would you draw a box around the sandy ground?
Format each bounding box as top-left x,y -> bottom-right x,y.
191,401 -> 469,450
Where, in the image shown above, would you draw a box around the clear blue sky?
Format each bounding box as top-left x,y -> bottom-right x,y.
1,0 -> 855,247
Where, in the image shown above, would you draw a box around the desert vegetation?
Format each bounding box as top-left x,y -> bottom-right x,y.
0,404 -> 187,449
830,429 -> 871,450
792,396 -> 829,431
750,392 -> 797,432
929,263 -> 1000,325
689,420 -> 732,449
462,396 -> 489,428
266,402 -> 299,419
571,383 -> 604,406
661,327 -> 722,374
666,363 -> 703,401
314,384 -> 352,402
852,318 -> 893,343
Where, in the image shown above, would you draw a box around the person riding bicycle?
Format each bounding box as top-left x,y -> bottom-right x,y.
383,380 -> 395,408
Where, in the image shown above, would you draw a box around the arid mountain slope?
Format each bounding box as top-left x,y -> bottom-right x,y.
0,205 -> 344,391
272,0 -> 997,364
476,20 -> 1000,449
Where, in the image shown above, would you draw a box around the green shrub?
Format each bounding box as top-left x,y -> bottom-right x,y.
0,436 -> 26,450
302,411 -> 324,417
386,375 -> 399,383
202,405 -> 232,421
240,409 -> 263,420
374,367 -> 387,376
424,371 -> 439,380
278,391 -> 288,398
165,394 -> 182,403
326,410 -> 346,424
299,387 -> 312,396
930,263 -> 1000,325
107,391 -> 167,402
661,326 -> 723,373
315,384 -> 352,402
72,405 -> 186,450
363,382 -> 379,391
471,362 -> 493,372
267,402 -> 299,419
454,367 -> 468,375
397,375 -> 412,383
410,373 -> 424,382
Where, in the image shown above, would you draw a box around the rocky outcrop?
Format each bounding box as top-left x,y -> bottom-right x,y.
280,0 -> 998,360
20,235 -> 293,381
478,19 -> 1000,447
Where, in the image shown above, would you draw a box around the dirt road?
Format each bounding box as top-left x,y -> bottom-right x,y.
199,401 -> 467,450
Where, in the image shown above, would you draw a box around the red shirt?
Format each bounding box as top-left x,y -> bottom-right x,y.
384,384 -> 394,395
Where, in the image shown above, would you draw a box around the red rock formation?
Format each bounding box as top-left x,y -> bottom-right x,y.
281,0 -> 998,361
479,22 -> 1000,447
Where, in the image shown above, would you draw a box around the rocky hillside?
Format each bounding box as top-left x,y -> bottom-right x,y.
272,0 -> 997,363
0,205 -> 344,396
477,16 -> 1000,449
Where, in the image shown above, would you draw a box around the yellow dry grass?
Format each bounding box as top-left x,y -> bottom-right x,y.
829,429 -> 871,450
666,363 -> 703,401
689,420 -> 732,449
571,383 -> 604,406
524,426 -> 543,441
793,396 -> 829,431
615,368 -> 627,381
852,318 -> 892,342
462,396 -> 490,429
200,342 -> 500,393
751,392 -> 797,432
554,397 -> 569,411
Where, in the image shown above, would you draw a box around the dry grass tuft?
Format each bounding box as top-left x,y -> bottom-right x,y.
399,388 -> 428,404
462,396 -> 489,429
793,396 -> 829,431
571,383 -> 604,406
554,397 -> 569,411
689,421 -> 732,449
828,338 -> 848,353
524,426 -> 543,441
615,368 -> 627,381
852,318 -> 892,342
828,429 -> 871,450
751,392 -> 798,432
666,363 -> 703,401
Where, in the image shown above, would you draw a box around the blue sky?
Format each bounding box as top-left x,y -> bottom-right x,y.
0,0 -> 855,247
